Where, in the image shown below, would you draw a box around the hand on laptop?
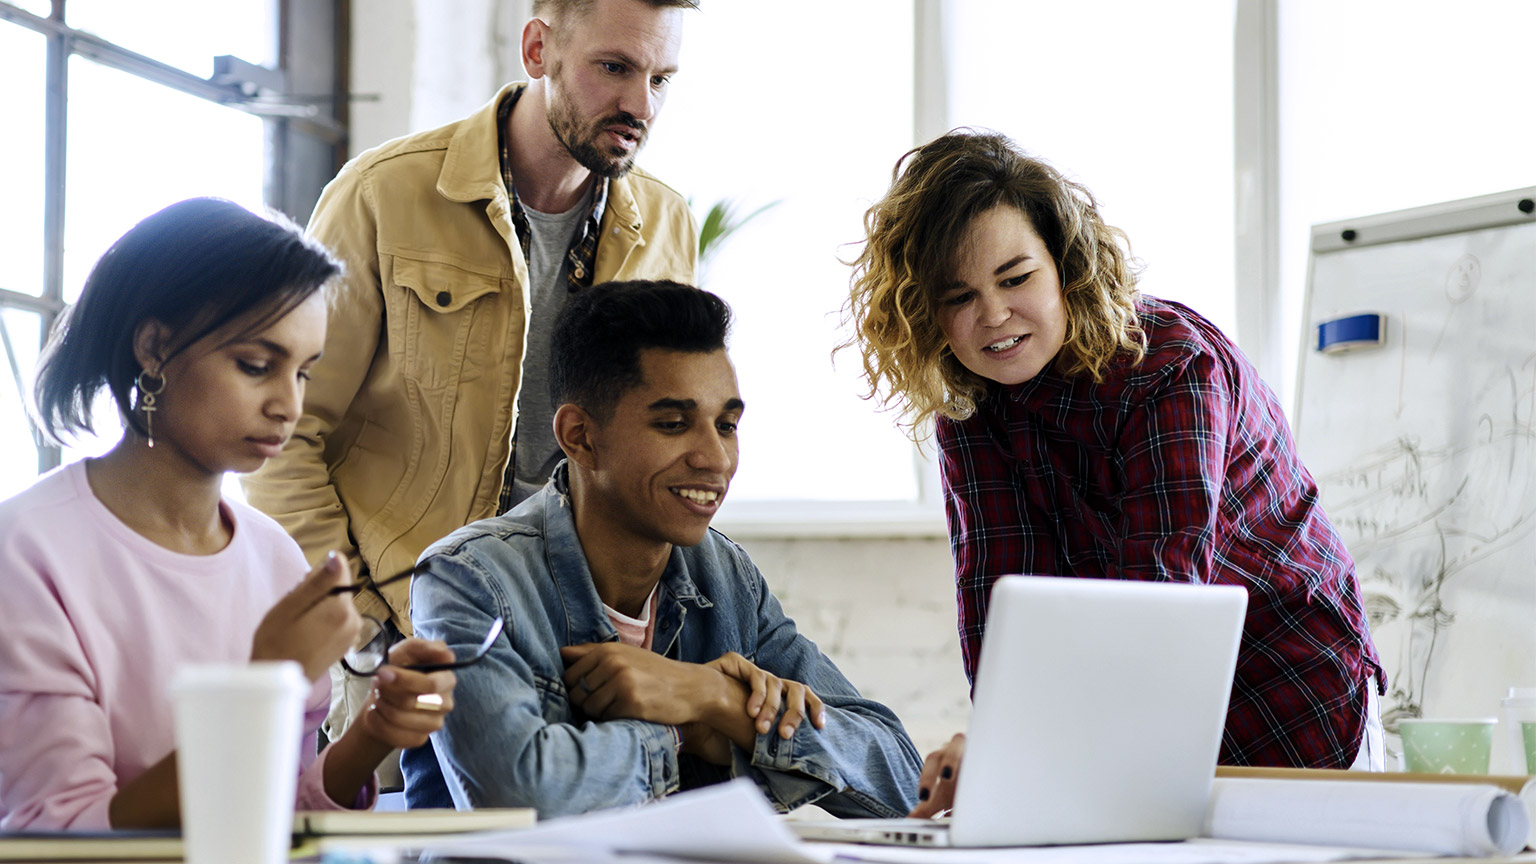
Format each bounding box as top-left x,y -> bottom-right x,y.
910,732 -> 966,818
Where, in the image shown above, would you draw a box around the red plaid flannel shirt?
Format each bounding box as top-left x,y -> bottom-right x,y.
936,297 -> 1383,768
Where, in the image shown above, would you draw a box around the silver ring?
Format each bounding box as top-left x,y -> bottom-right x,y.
413,693 -> 445,712
576,677 -> 592,694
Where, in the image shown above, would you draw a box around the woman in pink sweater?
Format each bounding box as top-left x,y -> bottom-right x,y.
0,198 -> 458,830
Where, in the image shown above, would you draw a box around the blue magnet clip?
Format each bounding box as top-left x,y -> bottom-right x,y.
1315,313 -> 1384,354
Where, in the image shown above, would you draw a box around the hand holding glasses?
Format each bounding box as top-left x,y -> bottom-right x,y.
329,562 -> 504,676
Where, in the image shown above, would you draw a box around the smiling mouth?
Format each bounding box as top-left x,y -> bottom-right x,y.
984,335 -> 1025,353
671,487 -> 720,505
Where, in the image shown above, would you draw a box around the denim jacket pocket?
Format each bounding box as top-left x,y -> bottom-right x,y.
387,257 -> 508,389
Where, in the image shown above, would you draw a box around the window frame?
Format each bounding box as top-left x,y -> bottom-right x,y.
0,0 -> 346,475
727,0 -> 1269,538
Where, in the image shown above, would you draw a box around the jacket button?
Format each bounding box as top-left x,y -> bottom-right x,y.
436,291 -> 452,307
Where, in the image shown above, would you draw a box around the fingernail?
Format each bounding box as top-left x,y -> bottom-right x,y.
818,711 -> 828,727
919,788 -> 930,801
941,766 -> 953,780
376,668 -> 396,684
781,724 -> 793,738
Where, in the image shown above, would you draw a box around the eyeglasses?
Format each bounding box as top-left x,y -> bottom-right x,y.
327,561 -> 421,597
333,562 -> 505,676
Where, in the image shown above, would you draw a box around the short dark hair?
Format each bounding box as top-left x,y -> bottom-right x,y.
532,0 -> 699,27
33,197 -> 341,442
549,280 -> 731,420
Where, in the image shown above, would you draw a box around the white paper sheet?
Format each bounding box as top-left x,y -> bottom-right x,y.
419,779 -> 825,864
813,837 -> 1424,864
379,778 -> 1464,864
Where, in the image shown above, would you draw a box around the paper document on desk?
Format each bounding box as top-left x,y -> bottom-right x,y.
1206,777 -> 1529,857
813,837 -> 1414,864
422,778 -> 826,864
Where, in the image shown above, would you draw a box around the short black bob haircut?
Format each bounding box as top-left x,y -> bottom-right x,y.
33,197 -> 341,443
549,279 -> 732,420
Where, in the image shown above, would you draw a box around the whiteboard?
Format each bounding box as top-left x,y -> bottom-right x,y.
1294,188 -> 1536,768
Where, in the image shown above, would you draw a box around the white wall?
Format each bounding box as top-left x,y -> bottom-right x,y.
350,0 -> 531,155
732,536 -> 971,755
347,2 -> 974,757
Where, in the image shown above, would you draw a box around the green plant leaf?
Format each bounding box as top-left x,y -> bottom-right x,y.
695,197 -> 782,271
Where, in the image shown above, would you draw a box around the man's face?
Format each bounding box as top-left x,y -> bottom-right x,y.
586,348 -> 742,549
542,0 -> 684,177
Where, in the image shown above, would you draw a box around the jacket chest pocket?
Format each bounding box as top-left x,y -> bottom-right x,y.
386,256 -> 517,389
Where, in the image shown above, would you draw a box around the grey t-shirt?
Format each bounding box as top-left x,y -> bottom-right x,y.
511,186 -> 595,503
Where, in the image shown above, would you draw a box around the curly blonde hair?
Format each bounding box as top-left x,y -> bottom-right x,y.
841,130 -> 1145,435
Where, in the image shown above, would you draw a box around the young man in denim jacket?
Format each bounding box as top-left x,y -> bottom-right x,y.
403,281 -> 922,817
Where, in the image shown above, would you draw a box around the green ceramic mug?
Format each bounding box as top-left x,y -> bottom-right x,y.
1398,718 -> 1496,774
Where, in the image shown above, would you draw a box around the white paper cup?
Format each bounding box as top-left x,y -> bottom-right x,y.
1500,688 -> 1536,774
172,661 -> 307,864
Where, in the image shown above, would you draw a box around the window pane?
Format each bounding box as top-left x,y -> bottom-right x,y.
640,3 -> 920,503
66,0 -> 274,75
0,309 -> 44,501
64,55 -> 266,305
945,0 -> 1237,335
0,24 -> 47,298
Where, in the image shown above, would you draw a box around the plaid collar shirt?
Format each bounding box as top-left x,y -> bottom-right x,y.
935,296 -> 1384,769
495,89 -> 607,515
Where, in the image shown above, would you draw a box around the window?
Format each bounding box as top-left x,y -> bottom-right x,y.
0,1 -> 341,501
640,2 -> 939,536
62,59 -> 268,306
0,21 -> 47,497
647,2 -> 1236,535
63,0 -> 273,75
943,0 -> 1237,334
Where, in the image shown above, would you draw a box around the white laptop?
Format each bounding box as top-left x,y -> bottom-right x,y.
794,574 -> 1247,848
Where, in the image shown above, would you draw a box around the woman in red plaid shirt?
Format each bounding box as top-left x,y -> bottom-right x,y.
843,130 -> 1384,817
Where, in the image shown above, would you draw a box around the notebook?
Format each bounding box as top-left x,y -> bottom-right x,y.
794,574 -> 1247,848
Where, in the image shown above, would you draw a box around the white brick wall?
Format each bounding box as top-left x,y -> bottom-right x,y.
733,537 -> 972,757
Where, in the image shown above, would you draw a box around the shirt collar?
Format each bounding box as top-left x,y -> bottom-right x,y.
540,462 -> 710,623
496,88 -> 610,245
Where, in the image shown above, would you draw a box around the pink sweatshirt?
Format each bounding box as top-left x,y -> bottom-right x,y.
0,461 -> 374,830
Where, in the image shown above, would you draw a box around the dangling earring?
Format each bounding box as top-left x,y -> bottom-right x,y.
136,369 -> 166,448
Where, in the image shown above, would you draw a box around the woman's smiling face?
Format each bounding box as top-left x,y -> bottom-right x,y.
936,206 -> 1067,386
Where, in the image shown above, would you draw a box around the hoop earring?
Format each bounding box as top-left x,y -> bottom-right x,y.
136,370 -> 166,448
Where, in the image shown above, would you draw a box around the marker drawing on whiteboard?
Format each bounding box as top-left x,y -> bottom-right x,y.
1316,313 -> 1385,354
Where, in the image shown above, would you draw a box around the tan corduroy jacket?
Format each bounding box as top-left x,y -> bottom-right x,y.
243,83 -> 697,631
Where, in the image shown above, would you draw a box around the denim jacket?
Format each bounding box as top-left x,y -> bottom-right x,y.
402,463 -> 922,818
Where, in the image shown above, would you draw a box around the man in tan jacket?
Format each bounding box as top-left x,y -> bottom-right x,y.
244,0 -> 699,744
